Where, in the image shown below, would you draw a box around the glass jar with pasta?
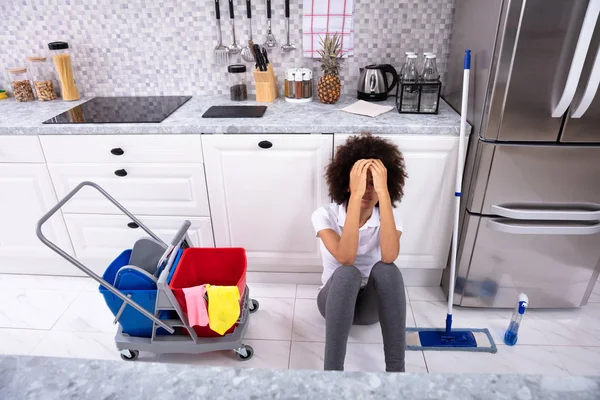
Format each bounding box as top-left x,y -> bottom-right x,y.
48,41 -> 80,101
26,56 -> 57,101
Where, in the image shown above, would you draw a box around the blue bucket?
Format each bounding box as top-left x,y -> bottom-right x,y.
99,249 -> 160,338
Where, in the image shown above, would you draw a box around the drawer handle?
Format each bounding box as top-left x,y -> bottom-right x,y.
111,148 -> 125,156
258,140 -> 273,149
127,222 -> 139,229
114,169 -> 128,177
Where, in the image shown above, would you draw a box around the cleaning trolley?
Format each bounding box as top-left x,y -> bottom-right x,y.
36,181 -> 259,361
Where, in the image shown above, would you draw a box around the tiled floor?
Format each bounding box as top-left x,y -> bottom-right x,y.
1,274 -> 599,375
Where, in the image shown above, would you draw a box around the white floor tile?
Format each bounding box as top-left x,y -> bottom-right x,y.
53,291 -> 117,333
156,340 -> 290,369
31,330 -> 155,362
526,303 -> 600,346
289,341 -> 427,373
292,298 -> 415,343
0,288 -> 79,329
245,297 -> 295,341
424,345 -> 569,375
554,346 -> 600,376
248,283 -> 297,298
0,328 -> 46,355
407,286 -> 446,302
410,301 -> 551,346
296,285 -> 321,299
0,274 -> 90,291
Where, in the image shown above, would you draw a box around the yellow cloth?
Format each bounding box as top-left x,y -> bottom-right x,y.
206,285 -> 241,335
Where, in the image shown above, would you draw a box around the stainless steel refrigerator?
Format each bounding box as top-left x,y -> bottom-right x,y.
442,0 -> 600,308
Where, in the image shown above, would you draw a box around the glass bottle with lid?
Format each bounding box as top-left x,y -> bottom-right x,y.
26,57 -> 57,101
48,41 -> 80,101
420,54 -> 440,113
302,69 -> 313,99
399,54 -> 419,112
6,67 -> 35,102
228,64 -> 248,101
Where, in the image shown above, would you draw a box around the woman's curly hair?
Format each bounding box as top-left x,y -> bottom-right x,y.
326,133 -> 408,205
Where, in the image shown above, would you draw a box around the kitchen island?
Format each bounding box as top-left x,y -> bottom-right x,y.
0,355 -> 598,400
0,95 -> 466,286
0,95 -> 464,135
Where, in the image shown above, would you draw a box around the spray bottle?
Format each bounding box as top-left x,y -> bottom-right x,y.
504,293 -> 529,346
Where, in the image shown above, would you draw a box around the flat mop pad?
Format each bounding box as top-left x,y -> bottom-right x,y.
406,327 -> 497,353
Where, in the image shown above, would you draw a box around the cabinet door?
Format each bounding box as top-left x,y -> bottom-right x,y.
63,214 -> 214,276
202,135 -> 333,272
47,163 -> 210,216
334,134 -> 462,270
0,164 -> 76,275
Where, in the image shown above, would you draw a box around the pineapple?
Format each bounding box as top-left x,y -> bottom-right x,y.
317,34 -> 342,104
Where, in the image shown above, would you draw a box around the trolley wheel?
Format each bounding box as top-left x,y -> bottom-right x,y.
236,345 -> 254,361
120,349 -> 139,361
249,299 -> 259,313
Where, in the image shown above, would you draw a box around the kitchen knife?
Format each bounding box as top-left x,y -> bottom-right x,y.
254,44 -> 265,70
262,47 -> 270,66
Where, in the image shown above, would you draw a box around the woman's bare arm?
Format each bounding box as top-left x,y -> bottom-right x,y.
370,160 -> 401,263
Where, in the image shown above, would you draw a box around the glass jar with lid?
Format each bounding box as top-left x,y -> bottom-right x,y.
48,41 -> 80,101
228,64 -> 248,101
26,57 -> 57,101
6,67 -> 35,102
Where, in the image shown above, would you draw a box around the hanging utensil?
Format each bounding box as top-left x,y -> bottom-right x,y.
264,0 -> 277,50
281,0 -> 296,52
214,0 -> 229,65
228,0 -> 242,55
241,0 -> 255,62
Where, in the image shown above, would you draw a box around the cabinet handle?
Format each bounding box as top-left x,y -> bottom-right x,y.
114,169 -> 128,177
127,222 -> 139,229
258,140 -> 273,149
110,148 -> 125,156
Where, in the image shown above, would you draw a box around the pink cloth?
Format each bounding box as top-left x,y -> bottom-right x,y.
182,284 -> 209,327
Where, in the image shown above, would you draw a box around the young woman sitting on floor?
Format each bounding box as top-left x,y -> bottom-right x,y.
311,133 -> 408,372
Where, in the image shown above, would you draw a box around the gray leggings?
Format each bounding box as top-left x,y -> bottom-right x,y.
317,262 -> 406,372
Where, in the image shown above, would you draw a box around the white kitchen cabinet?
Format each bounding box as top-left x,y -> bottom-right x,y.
0,163 -> 76,275
334,134 -> 464,272
46,163 -> 210,216
63,214 -> 214,275
202,135 -> 333,272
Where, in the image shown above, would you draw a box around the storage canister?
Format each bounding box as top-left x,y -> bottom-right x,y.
48,41 -> 80,101
6,67 -> 35,102
26,56 -> 57,101
228,64 -> 248,101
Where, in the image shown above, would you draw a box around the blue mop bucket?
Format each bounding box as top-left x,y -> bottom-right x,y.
99,249 -> 180,338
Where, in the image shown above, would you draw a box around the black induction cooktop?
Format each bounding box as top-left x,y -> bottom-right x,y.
43,96 -> 192,124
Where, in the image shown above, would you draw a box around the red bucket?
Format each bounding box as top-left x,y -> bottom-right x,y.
169,247 -> 247,337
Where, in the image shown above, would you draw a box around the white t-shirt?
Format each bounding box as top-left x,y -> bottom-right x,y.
311,203 -> 403,286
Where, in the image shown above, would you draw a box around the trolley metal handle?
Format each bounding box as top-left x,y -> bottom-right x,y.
36,181 -> 175,334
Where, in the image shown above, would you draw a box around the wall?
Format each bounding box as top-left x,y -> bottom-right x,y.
0,0 -> 455,97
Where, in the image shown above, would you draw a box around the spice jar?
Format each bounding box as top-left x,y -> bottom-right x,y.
284,68 -> 295,99
6,68 -> 35,102
48,41 -> 80,101
228,64 -> 248,101
294,70 -> 303,100
26,57 -> 57,101
302,68 -> 313,99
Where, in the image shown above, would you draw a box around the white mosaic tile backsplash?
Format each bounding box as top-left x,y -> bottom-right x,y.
0,0 -> 454,97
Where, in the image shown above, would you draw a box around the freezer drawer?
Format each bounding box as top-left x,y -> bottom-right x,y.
467,141 -> 600,214
452,212 -> 600,308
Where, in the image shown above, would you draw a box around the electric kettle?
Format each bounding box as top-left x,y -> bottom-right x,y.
357,64 -> 399,101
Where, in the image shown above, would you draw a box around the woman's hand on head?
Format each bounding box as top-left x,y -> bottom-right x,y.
349,159 -> 372,198
369,159 -> 389,196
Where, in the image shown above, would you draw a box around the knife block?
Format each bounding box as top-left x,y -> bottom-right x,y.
253,65 -> 278,102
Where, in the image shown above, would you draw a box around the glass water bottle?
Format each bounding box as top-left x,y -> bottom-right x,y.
400,54 -> 419,112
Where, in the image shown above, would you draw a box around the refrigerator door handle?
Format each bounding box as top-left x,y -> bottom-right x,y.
571,41 -> 600,118
491,204 -> 600,221
552,0 -> 600,118
487,219 -> 600,235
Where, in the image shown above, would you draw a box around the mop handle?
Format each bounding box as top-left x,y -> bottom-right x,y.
447,50 -> 471,320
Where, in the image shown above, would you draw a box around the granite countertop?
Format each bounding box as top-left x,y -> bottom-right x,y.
1,356 -> 599,400
0,95 -> 465,136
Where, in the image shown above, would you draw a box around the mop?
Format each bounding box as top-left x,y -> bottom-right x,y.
406,50 -> 497,353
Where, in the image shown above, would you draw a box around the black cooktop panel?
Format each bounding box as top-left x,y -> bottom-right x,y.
43,96 -> 192,124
